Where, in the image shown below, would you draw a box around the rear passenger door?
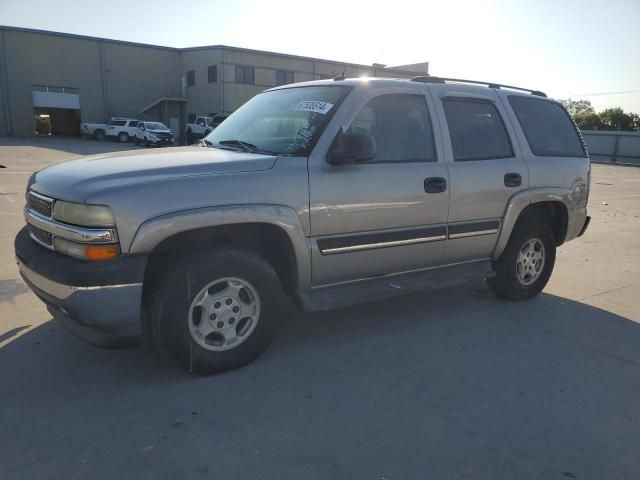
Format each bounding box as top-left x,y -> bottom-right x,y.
428,85 -> 528,263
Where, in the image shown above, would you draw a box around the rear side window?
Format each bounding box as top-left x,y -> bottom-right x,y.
346,94 -> 436,162
109,120 -> 126,126
442,98 -> 513,161
128,121 -> 138,127
508,96 -> 586,157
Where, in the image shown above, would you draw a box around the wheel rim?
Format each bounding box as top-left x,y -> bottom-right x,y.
188,277 -> 261,352
516,238 -> 545,286
119,133 -> 127,142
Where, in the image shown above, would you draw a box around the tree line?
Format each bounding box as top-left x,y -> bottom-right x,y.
560,99 -> 639,132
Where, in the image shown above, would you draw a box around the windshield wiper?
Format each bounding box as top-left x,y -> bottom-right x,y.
217,139 -> 257,153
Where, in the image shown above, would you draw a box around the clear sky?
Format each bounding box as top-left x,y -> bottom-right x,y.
1,0 -> 639,112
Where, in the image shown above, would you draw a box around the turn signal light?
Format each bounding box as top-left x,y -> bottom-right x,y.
84,244 -> 121,261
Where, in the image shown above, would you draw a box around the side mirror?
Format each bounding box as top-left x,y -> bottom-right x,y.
326,131 -> 376,166
140,125 -> 145,131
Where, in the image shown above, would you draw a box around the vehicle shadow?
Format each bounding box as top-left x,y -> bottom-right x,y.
1,282 -> 639,479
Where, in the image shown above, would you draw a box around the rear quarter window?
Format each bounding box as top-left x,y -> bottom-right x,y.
508,96 -> 586,157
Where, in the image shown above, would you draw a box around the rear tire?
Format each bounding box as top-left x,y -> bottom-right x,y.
148,247 -> 284,374
186,129 -> 194,145
94,129 -> 105,141
488,212 -> 556,300
118,132 -> 129,143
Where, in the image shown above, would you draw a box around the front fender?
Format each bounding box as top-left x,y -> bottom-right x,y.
129,203 -> 312,291
492,187 -> 575,260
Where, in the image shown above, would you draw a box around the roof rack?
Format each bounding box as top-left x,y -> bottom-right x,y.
410,76 -> 547,97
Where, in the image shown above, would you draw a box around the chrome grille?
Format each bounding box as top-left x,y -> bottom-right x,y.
29,224 -> 53,247
27,192 -> 53,217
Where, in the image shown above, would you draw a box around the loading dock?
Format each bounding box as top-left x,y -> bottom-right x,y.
32,86 -> 81,136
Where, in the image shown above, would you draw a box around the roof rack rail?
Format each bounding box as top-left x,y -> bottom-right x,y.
410,76 -> 547,97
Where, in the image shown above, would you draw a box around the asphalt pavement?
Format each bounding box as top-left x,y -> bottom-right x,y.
1,137 -> 639,480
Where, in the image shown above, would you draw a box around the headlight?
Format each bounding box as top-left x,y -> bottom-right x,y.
53,201 -> 116,227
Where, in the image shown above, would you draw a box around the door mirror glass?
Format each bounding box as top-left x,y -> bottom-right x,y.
139,125 -> 145,131
327,131 -> 376,165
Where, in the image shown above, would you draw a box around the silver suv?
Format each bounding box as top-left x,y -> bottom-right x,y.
15,77 -> 591,374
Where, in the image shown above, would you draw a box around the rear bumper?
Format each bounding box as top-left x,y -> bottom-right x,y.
578,215 -> 591,237
565,207 -> 590,242
15,227 -> 146,348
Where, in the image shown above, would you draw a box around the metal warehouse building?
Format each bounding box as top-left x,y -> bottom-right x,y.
0,26 -> 428,140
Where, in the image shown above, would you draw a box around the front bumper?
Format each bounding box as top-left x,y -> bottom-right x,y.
148,137 -> 174,145
15,227 -> 146,348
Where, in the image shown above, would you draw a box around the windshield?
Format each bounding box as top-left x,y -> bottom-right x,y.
145,122 -> 168,130
206,118 -> 214,126
206,85 -> 351,155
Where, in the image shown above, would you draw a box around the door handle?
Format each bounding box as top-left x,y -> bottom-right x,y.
504,173 -> 522,187
424,177 -> 447,193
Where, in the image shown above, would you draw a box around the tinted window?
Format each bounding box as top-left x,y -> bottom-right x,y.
346,94 -> 436,162
109,120 -> 126,126
235,65 -> 255,84
187,70 -> 195,87
509,96 -> 586,157
128,121 -> 138,127
443,98 -> 513,161
208,65 -> 217,83
276,70 -> 294,86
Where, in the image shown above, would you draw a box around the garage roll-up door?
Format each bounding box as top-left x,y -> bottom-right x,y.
32,90 -> 80,109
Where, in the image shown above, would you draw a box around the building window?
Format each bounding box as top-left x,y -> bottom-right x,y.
276,70 -> 294,86
235,65 -> 255,84
208,65 -> 217,83
187,70 -> 195,87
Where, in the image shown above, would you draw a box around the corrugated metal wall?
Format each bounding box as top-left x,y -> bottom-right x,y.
0,27 -> 420,137
0,30 -> 8,136
102,42 -> 181,117
2,29 -> 106,136
0,27 -> 182,136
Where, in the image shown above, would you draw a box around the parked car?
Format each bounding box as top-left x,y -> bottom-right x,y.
15,77 -> 591,374
134,121 -> 175,147
81,122 -> 107,140
105,117 -> 141,142
185,114 -> 228,144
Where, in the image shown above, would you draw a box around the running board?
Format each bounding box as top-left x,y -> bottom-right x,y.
298,260 -> 494,312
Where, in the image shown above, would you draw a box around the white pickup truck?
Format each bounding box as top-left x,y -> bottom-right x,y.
81,122 -> 107,140
185,114 -> 229,143
82,117 -> 142,142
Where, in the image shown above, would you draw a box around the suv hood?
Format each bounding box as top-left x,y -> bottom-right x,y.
30,146 -> 278,202
148,129 -> 172,134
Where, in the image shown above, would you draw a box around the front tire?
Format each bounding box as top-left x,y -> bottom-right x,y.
118,132 -> 129,143
148,247 -> 284,374
488,212 -> 556,300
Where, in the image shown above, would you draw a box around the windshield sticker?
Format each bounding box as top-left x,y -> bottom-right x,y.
288,126 -> 317,151
294,101 -> 334,115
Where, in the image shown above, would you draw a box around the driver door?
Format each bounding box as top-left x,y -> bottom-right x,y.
308,90 -> 450,286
